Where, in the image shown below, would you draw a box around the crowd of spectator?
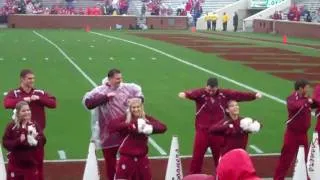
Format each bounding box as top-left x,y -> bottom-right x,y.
271,4 -> 320,23
0,0 -> 130,16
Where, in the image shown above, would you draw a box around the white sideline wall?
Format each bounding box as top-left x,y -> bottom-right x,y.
243,0 -> 292,31
196,0 -> 249,31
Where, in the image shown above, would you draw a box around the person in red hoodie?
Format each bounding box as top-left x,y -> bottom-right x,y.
178,77 -> 262,174
274,79 -> 316,180
209,100 -> 261,156
182,148 -> 260,180
216,148 -> 261,180
3,101 -> 46,180
313,84 -> 320,145
3,69 -> 56,180
109,98 -> 167,180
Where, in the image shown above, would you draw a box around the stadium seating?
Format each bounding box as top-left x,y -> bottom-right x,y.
295,0 -> 320,13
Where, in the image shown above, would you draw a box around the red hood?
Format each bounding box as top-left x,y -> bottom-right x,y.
216,149 -> 261,180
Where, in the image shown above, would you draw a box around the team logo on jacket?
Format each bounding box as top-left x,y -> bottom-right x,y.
121,164 -> 126,170
11,172 -> 15,178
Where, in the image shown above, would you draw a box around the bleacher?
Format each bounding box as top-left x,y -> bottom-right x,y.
202,0 -> 237,13
128,0 -> 238,16
295,0 -> 320,12
40,0 -> 105,8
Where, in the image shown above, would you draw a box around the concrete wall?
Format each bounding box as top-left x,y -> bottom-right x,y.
7,14 -> 188,30
253,19 -> 320,39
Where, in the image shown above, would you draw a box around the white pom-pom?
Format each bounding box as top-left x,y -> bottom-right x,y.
27,125 -> 38,137
137,118 -> 146,133
27,134 -> 38,146
249,121 -> 261,133
142,124 -> 153,135
240,117 -> 253,131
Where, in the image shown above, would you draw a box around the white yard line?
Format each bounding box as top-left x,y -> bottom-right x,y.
33,30 -> 167,156
57,150 -> 67,160
90,31 -> 286,105
250,145 -> 264,154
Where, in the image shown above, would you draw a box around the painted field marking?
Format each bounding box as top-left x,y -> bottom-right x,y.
44,57 -> 49,61
89,31 -> 300,154
250,145 -> 264,154
57,150 -> 67,160
22,57 -> 27,61
88,57 -> 93,61
0,58 -> 3,61
90,45 -> 95,48
33,31 -> 167,156
3,92 -> 7,96
90,31 -> 286,105
109,57 -> 114,60
130,57 -> 136,60
43,152 -> 281,163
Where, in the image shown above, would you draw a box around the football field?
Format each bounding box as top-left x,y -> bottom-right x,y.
0,29 -> 319,160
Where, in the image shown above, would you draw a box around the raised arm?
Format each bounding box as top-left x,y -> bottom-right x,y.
83,86 -> 111,110
223,89 -> 261,102
147,115 -> 167,134
3,90 -> 23,109
179,88 -> 204,101
209,120 -> 230,135
38,91 -> 57,108
2,124 -> 28,151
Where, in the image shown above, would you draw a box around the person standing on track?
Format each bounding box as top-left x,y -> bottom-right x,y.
3,69 -> 56,180
274,79 -> 317,180
3,101 -> 46,180
109,98 -> 167,180
312,84 -> 320,145
178,77 -> 262,174
82,68 -> 144,180
209,100 -> 261,156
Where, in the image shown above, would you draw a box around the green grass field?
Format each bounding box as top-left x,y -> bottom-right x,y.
0,29 -> 319,160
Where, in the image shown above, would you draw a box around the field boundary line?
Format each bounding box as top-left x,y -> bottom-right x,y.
33,30 -> 167,156
43,153 -> 281,163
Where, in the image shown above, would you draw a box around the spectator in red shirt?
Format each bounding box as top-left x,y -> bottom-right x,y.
274,79 -> 317,180
109,98 -> 167,180
3,101 -> 46,180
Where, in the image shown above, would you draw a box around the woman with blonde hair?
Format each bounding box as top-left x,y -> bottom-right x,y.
109,98 -> 167,180
2,101 -> 46,180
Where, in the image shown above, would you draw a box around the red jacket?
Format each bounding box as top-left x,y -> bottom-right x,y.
216,149 -> 261,180
286,91 -> 314,134
185,88 -> 256,131
109,115 -> 167,157
3,87 -> 56,130
209,116 -> 248,155
2,121 -> 46,169
313,84 -> 320,131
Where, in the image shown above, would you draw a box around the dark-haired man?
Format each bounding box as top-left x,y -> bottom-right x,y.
178,77 -> 261,174
83,68 -> 144,180
3,69 -> 56,180
274,79 -> 316,180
